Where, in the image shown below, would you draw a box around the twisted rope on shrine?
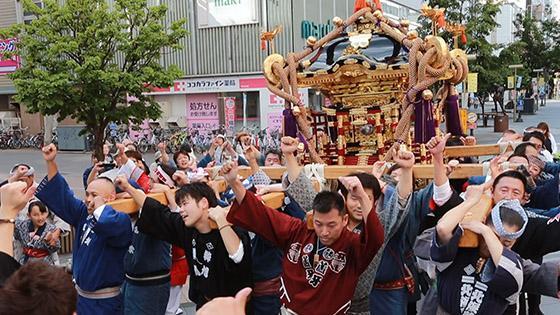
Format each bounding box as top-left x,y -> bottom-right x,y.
264,7 -> 375,164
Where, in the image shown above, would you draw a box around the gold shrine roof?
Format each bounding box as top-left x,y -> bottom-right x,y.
296,29 -> 409,108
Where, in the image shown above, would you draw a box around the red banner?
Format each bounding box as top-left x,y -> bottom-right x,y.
224,97 -> 236,134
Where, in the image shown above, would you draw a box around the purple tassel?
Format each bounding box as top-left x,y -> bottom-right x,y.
445,94 -> 463,136
297,132 -> 309,151
414,93 -> 436,143
283,108 -> 297,138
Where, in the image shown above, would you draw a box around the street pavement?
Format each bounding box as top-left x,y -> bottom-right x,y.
2,100 -> 560,314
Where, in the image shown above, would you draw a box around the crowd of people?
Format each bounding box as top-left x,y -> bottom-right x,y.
1,122 -> 560,315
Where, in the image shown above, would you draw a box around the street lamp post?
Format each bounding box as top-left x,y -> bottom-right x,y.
509,64 -> 524,123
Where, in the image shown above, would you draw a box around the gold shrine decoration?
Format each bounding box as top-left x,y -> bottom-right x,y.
260,25 -> 283,53
445,22 -> 467,49
420,4 -> 446,36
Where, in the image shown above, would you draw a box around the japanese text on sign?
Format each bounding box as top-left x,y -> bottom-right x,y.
186,93 -> 220,131
224,97 -> 236,134
0,38 -> 20,75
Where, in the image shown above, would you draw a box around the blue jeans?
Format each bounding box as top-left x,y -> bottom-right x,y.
78,294 -> 123,315
122,281 -> 170,315
369,287 -> 408,315
252,294 -> 281,315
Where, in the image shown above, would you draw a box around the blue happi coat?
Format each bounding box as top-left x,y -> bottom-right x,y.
36,173 -> 132,314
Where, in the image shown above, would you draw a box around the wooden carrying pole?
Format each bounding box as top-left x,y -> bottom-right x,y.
236,164 -> 486,180
458,194 -> 493,248
444,143 -> 505,157
107,183 -> 285,229
106,142 -> 510,213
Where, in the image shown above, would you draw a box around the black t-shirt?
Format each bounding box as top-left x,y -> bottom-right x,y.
544,138 -> 553,153
137,197 -> 253,308
0,251 -> 21,286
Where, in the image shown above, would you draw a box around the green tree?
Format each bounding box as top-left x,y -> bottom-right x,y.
514,12 -> 547,72
513,12 -> 560,85
0,0 -> 187,159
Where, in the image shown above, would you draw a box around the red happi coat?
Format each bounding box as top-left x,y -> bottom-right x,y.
228,191 -> 384,315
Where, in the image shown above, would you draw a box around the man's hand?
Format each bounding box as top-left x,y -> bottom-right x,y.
208,206 -> 229,227
42,143 -> 57,162
151,182 -> 172,193
196,287 -> 252,315
220,162 -> 239,184
461,220 -> 490,235
464,184 -> 486,204
44,228 -> 61,247
244,145 -> 260,162
280,137 -> 299,155
393,147 -> 415,169
339,176 -> 368,199
157,141 -> 167,153
446,159 -> 459,176
8,167 -> 28,183
92,162 -> 105,174
255,185 -> 270,196
115,175 -> 131,192
0,181 -> 36,218
339,176 -> 372,209
115,143 -> 127,166
426,133 -> 451,157
172,171 -> 189,186
460,136 -> 476,146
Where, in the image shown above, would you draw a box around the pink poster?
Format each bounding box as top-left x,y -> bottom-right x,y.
267,112 -> 283,133
0,38 -> 19,75
186,93 -> 219,132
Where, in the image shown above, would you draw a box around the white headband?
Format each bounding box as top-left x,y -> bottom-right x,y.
491,199 -> 528,239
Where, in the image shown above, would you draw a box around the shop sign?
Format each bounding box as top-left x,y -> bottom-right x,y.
149,77 -> 240,94
146,76 -> 276,95
301,20 -> 334,40
0,38 -> 20,75
197,0 -> 258,28
186,93 -> 219,131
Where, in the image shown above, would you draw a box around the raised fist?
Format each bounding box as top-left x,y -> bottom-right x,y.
42,143 -> 57,162
393,146 -> 415,169
280,137 -> 299,154
219,161 -> 239,184
426,133 -> 451,156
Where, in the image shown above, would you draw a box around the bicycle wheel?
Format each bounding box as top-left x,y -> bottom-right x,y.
11,139 -> 22,149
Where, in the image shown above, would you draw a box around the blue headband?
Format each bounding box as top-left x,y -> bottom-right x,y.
491,199 -> 528,239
